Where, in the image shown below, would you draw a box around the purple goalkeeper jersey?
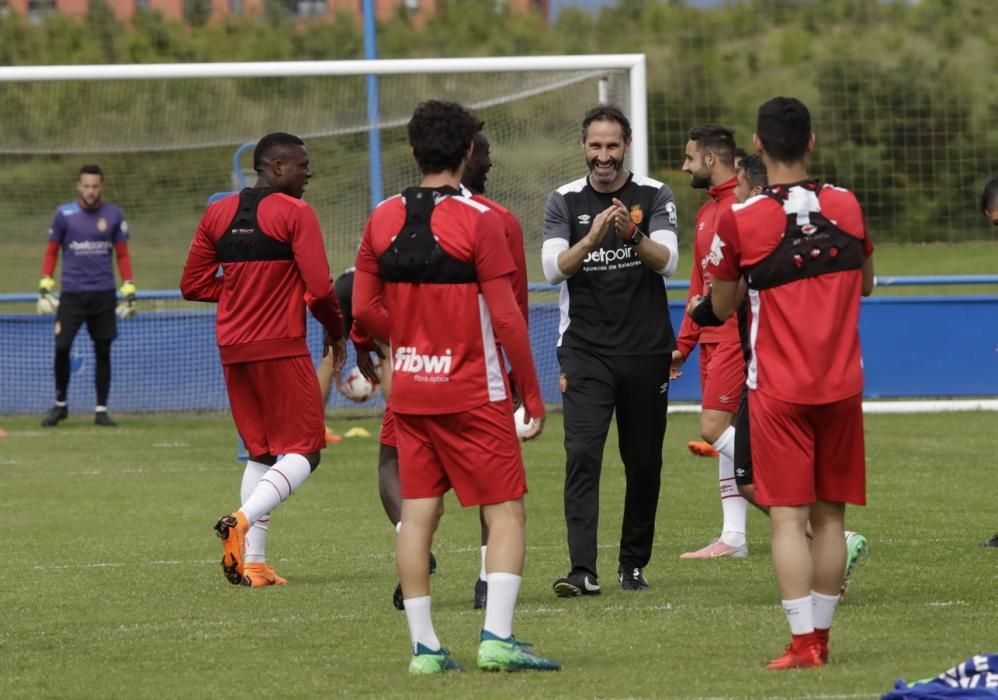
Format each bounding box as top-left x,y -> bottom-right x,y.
48,201 -> 129,292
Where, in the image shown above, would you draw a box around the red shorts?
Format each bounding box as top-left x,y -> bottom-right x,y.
749,390 -> 866,507
395,400 -> 527,507
380,401 -> 397,447
224,355 -> 325,457
699,341 -> 745,413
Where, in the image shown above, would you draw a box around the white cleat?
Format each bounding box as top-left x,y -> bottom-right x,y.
680,538 -> 748,559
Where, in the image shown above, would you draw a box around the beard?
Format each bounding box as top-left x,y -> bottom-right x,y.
587,156 -> 622,185
689,172 -> 711,189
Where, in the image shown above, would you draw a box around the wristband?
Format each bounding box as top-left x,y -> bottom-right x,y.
623,224 -> 644,247
691,295 -> 724,327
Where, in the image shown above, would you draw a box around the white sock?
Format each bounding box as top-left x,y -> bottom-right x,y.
479,546 -> 488,582
241,460 -> 272,563
395,521 -> 402,535
714,427 -> 747,547
483,572 -> 521,640
239,454 -> 311,525
843,529 -> 854,541
55,400 -> 67,408
95,405 -> 108,413
811,590 -> 840,630
403,595 -> 440,652
782,595 -> 814,635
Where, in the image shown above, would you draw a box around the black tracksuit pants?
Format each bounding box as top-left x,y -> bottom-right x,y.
557,346 -> 670,578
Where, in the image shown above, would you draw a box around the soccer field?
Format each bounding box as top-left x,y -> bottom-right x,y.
2,411 -> 996,698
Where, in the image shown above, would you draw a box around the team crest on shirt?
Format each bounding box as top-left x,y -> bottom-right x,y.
96,218 -> 108,233
706,233 -> 726,266
629,205 -> 643,225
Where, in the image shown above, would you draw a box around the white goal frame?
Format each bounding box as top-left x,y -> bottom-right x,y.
0,54 -> 649,175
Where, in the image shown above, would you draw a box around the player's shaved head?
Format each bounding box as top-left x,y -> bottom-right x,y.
756,97 -> 812,164
688,124 -> 737,168
738,154 -> 767,190
408,100 -> 482,175
253,132 -> 306,172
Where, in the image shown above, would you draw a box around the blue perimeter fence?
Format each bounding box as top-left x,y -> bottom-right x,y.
1,276 -> 996,414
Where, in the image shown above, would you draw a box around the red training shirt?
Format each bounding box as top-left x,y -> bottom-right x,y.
707,182 -> 874,404
180,190 -> 343,365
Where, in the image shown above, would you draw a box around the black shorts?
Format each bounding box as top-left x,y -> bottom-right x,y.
733,387 -> 752,486
56,290 -> 118,344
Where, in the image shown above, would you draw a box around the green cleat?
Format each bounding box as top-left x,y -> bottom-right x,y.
477,630 -> 561,672
841,531 -> 869,596
408,644 -> 463,675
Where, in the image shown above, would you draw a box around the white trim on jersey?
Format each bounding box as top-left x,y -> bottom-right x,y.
556,176 -> 589,196
453,194 -> 491,214
783,186 -> 821,225
649,229 -> 679,277
377,193 -> 403,209
478,294 -> 508,402
541,237 -> 570,285
730,192 -> 768,213
747,288 -> 761,390
556,283 -> 571,348
631,173 -> 666,189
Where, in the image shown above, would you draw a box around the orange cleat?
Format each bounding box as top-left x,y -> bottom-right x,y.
766,633 -> 825,670
243,562 -> 288,587
214,511 -> 249,585
687,440 -> 719,458
325,425 -> 342,443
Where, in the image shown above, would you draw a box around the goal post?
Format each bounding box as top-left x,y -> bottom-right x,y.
0,55 -> 648,413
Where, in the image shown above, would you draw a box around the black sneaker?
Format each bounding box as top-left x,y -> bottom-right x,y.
618,565 -> 649,591
41,404 -> 68,427
983,533 -> 998,548
552,570 -> 601,597
94,412 -> 117,427
473,578 -> 488,609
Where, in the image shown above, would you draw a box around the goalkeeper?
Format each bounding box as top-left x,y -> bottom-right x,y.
39,164 -> 136,428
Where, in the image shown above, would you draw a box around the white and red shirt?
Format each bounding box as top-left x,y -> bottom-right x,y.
708,182 -> 874,405
354,190 -> 540,416
676,176 -> 740,357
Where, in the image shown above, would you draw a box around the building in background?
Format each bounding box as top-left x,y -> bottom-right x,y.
0,0 -> 548,23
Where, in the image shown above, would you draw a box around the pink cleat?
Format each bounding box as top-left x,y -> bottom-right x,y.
679,538 -> 748,559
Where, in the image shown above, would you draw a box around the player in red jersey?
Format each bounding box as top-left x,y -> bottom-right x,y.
353,100 -> 558,674
180,132 -> 346,588
701,98 -> 875,669
672,124 -> 750,560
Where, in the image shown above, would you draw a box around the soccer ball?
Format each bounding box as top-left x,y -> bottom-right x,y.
342,366 -> 377,402
513,405 -> 536,439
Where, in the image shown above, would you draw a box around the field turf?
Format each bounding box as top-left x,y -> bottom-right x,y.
2,410 -> 997,698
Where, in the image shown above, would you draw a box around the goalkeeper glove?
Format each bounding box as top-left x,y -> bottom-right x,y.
116,280 -> 137,319
37,276 -> 58,314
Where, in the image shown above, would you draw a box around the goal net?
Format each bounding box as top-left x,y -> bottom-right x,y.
0,56 -> 646,413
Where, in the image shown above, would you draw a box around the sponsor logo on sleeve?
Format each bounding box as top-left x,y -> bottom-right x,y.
666,201 -> 678,226
706,233 -> 726,266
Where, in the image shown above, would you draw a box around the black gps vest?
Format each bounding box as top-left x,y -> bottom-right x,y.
215,188 -> 295,263
745,181 -> 865,292
378,186 -> 477,284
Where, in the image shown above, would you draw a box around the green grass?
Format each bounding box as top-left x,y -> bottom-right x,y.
2,410 -> 997,698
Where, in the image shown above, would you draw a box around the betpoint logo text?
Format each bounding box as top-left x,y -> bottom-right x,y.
583,246 -> 635,265
394,347 -> 453,376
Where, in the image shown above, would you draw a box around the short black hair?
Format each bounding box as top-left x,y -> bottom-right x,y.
981,178 -> 998,213
688,124 -> 737,167
734,147 -> 748,161
756,96 -> 812,164
78,164 -> 103,179
408,100 -> 482,175
737,153 -> 767,190
581,104 -> 632,143
253,132 -> 305,172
